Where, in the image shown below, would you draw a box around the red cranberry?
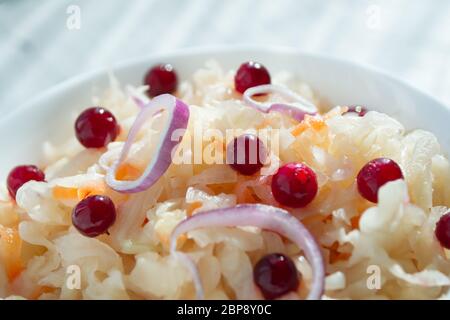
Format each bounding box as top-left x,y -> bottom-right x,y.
344,105 -> 368,117
75,107 -> 119,149
7,165 -> 45,200
271,163 -> 318,208
357,158 -> 404,203
226,134 -> 267,175
253,253 -> 300,299
72,195 -> 116,237
144,63 -> 178,97
234,61 -> 271,94
435,212 -> 450,249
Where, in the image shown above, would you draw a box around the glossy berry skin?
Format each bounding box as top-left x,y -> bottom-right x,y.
226,134 -> 268,175
144,63 -> 178,97
75,107 -> 119,149
7,165 -> 45,200
234,61 -> 271,94
72,195 -> 116,237
435,212 -> 450,249
253,253 -> 300,300
271,163 -> 318,208
345,105 -> 368,117
357,158 -> 404,203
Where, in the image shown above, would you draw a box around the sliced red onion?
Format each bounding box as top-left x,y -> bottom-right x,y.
243,84 -> 318,121
106,94 -> 189,193
126,85 -> 150,109
170,204 -> 325,300
130,93 -> 164,118
132,96 -> 148,109
128,89 -> 164,120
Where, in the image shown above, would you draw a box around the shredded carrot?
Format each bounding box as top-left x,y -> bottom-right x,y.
30,286 -> 54,299
52,182 -> 130,206
320,211 -> 361,231
52,186 -> 78,200
350,214 -> 361,230
309,117 -> 326,131
301,214 -> 324,225
115,163 -> 142,181
52,181 -> 107,201
235,186 -> 258,204
176,234 -> 187,247
356,201 -> 371,216
208,183 -> 235,195
291,114 -> 326,137
186,201 -> 203,217
327,241 -> 351,264
0,225 -> 23,280
77,181 -> 107,200
244,190 -> 258,203
290,123 -> 308,137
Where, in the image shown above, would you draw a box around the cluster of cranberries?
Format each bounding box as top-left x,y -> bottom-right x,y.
5,63 -> 181,237
5,60 -> 450,300
225,134 -> 319,208
6,165 -> 117,237
4,63 -> 182,237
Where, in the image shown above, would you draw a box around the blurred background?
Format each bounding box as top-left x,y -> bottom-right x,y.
0,0 -> 449,116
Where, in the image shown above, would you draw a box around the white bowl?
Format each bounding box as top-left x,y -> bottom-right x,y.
1,46 -> 449,181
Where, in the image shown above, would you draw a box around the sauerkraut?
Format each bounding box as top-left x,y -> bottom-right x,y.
0,60 -> 449,300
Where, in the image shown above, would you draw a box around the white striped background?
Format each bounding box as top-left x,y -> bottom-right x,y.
0,0 -> 449,116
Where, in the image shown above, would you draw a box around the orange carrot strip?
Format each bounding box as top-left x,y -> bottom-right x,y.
350,215 -> 361,230
186,201 -> 203,217
0,225 -> 23,280
291,115 -> 326,137
115,163 -> 142,181
52,186 -> 78,200
327,241 -> 351,264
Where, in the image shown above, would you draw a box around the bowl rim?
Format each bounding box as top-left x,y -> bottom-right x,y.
2,44 -> 448,128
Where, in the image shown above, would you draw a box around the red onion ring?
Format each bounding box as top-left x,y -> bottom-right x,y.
129,91 -> 164,119
106,94 -> 189,193
243,84 -> 318,121
126,86 -> 150,109
170,204 -> 325,300
132,96 -> 148,109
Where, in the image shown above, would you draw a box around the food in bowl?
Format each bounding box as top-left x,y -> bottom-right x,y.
0,59 -> 449,300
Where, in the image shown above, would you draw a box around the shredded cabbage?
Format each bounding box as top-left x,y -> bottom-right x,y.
0,61 -> 449,300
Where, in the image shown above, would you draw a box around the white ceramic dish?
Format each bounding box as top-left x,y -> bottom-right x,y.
0,46 -> 449,181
